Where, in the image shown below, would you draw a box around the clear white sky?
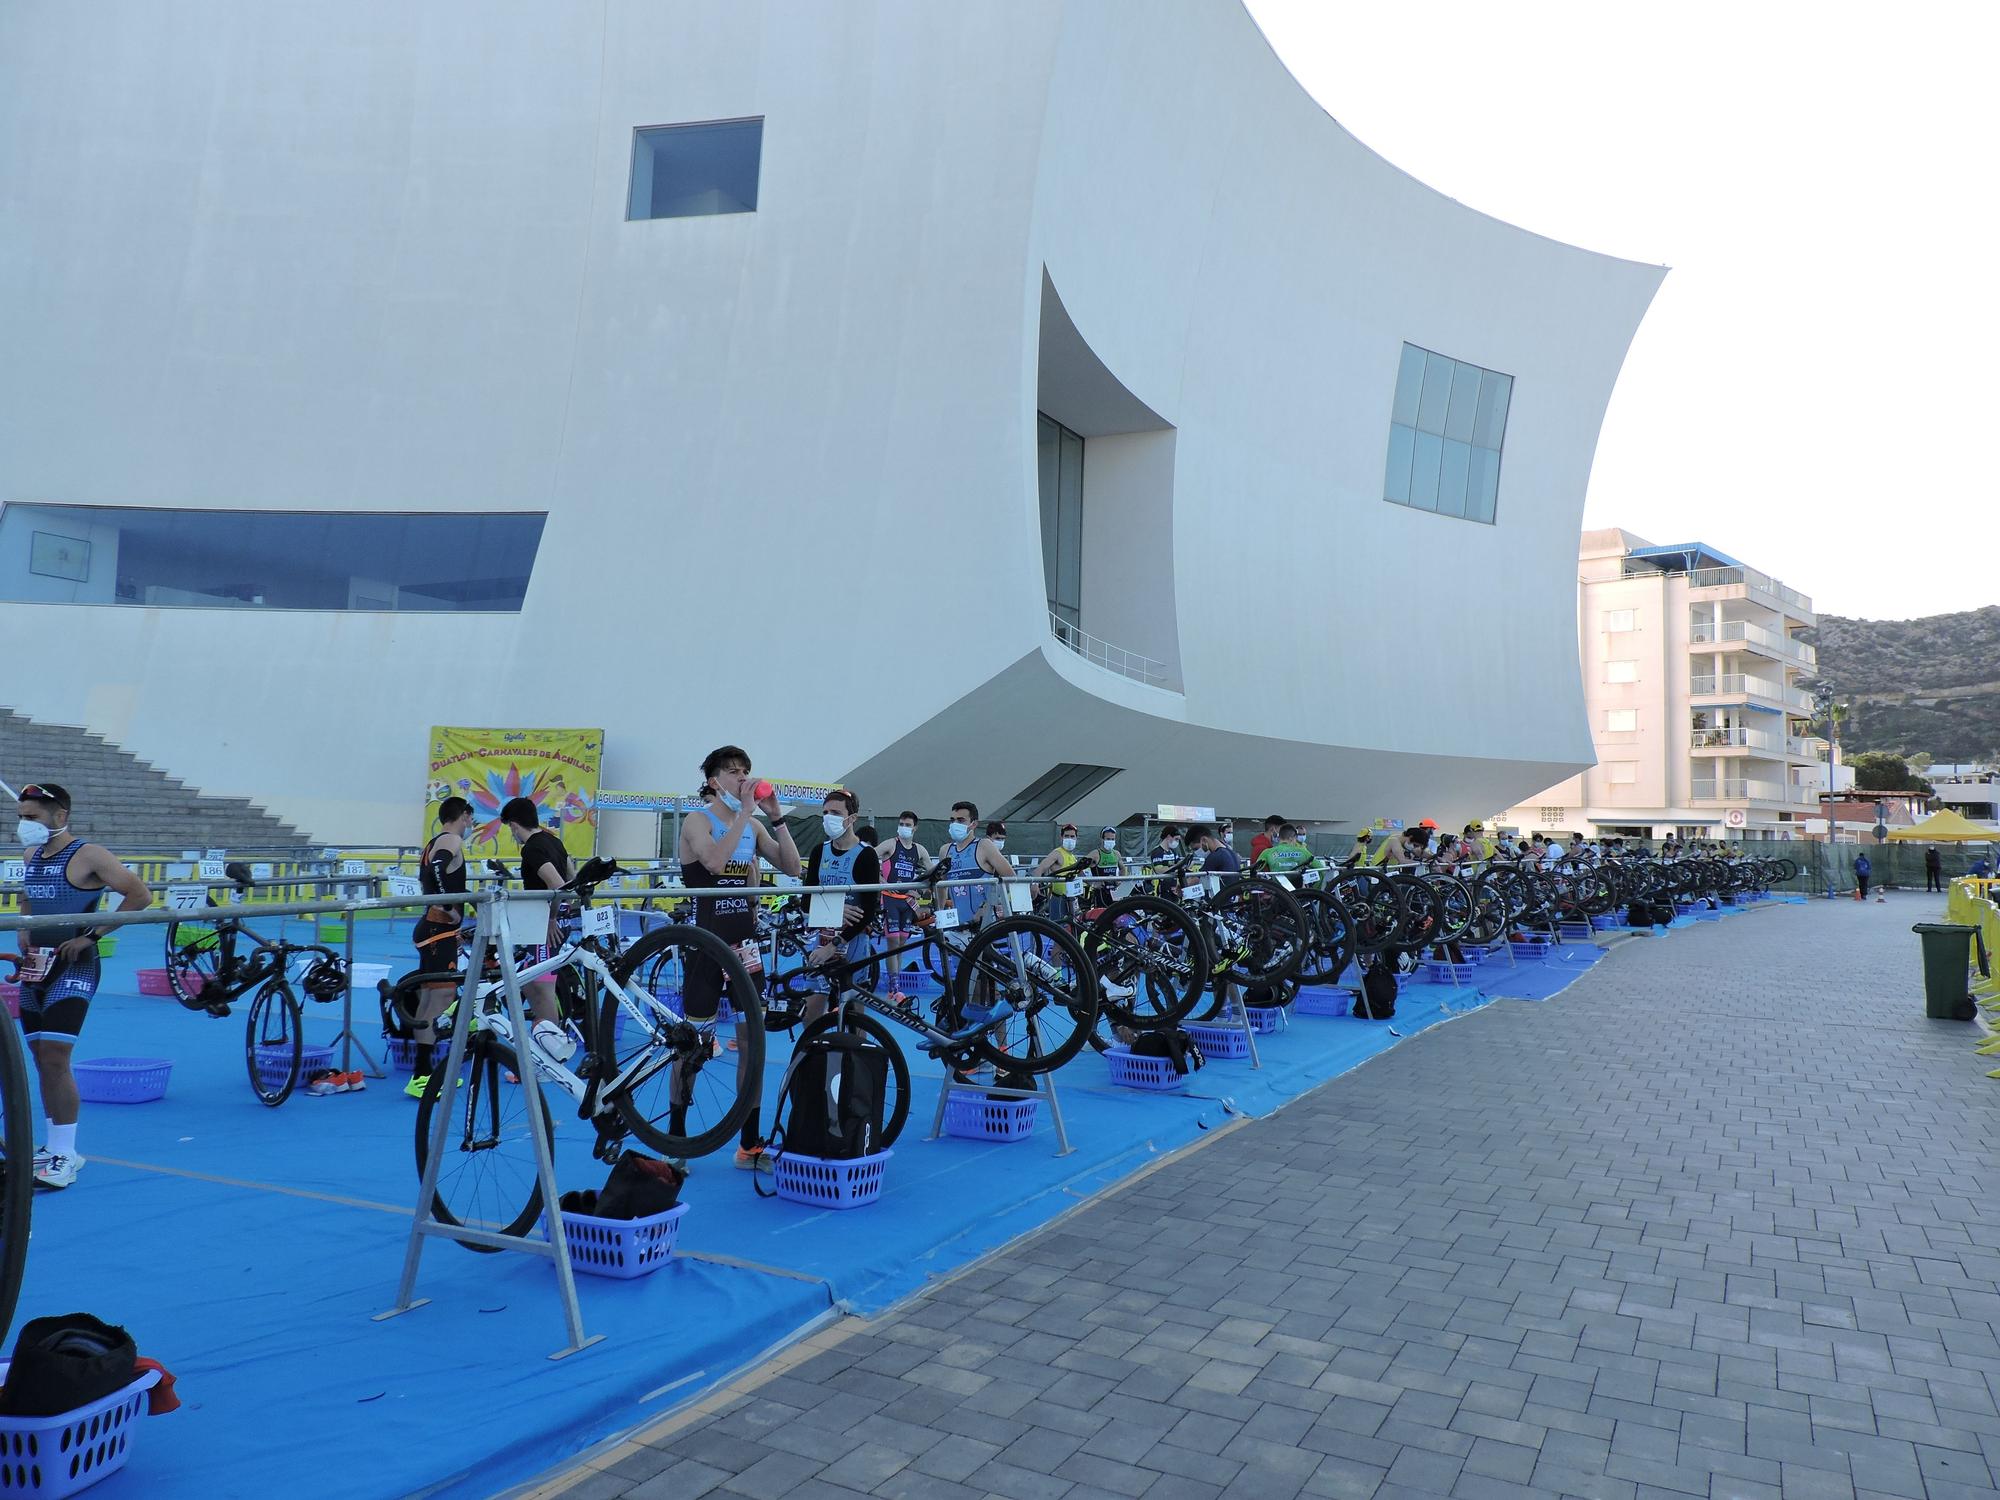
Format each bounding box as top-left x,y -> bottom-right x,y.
1247,0 -> 1997,623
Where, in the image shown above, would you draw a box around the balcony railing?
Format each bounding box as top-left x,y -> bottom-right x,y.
1049,613 -> 1172,689
1691,672 -> 1784,700
1690,727 -> 1782,753
1684,565 -> 1814,616
1687,619 -> 1815,666
1690,778 -> 1816,804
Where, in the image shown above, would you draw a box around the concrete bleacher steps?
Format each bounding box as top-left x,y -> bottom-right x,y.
0,706 -> 310,851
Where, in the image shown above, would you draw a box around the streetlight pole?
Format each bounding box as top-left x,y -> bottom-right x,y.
1811,680 -> 1837,899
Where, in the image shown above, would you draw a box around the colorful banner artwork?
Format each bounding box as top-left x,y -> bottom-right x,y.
425,727 -> 604,860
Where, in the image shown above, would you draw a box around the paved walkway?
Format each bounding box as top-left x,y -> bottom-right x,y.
535,892 -> 2000,1500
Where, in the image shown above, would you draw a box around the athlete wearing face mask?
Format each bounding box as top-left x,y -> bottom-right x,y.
873,812 -> 932,1001
1034,823 -> 1087,923
12,783 -> 152,1192
938,799 -> 1012,928
802,789 -> 880,1023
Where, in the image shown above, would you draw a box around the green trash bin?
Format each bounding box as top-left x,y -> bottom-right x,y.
1913,922 -> 1978,1019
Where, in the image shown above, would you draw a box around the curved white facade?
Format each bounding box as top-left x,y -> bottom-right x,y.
0,1 -> 1662,846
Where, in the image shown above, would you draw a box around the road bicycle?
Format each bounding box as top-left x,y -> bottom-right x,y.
381,858 -> 767,1250
0,953 -> 35,1336
162,864 -> 350,1106
757,876 -> 1103,1146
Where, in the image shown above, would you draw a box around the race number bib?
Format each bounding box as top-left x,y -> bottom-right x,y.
580,905 -> 616,938
167,884 -> 208,912
807,892 -> 846,929
1181,885 -> 1203,902
1301,868 -> 1321,885
735,938 -> 764,974
18,948 -> 54,982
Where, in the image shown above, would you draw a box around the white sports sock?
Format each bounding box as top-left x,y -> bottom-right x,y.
48,1121 -> 78,1158
42,1118 -> 54,1150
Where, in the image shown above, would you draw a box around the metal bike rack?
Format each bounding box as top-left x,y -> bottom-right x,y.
376,893 -> 602,1361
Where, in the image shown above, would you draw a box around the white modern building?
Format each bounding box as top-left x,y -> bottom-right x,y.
0,1 -> 1662,849
1929,766 -> 2000,826
1498,530 -> 1830,840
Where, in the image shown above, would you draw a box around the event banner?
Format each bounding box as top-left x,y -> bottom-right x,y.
425,726 -> 604,861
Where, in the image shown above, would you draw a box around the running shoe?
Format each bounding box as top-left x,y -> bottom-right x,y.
733,1144 -> 774,1173
33,1144 -> 51,1175
404,1074 -> 429,1099
306,1069 -> 344,1096
339,1070 -> 367,1093
34,1153 -> 83,1191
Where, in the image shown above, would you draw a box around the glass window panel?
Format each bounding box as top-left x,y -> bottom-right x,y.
1391,344 -> 1426,427
1605,709 -> 1638,732
1466,446 -> 1500,523
0,507 -> 545,610
1416,351 -> 1455,435
1056,426 -> 1084,621
628,118 -> 763,221
1444,361 -> 1481,443
1604,609 -> 1635,632
1605,660 -> 1639,683
1409,431 -> 1443,510
1436,439 -> 1471,518
1038,415 -> 1061,612
1383,422 -> 1416,504
1473,369 -> 1513,450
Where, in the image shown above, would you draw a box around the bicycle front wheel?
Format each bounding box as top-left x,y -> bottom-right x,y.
244,978 -> 303,1106
607,924 -> 765,1160
1084,895 -> 1209,1032
0,1005 -> 34,1336
956,916 -> 1099,1076
165,918 -> 226,1010
413,1033 -> 551,1250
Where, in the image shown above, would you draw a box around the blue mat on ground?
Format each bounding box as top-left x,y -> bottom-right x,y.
8,925 -> 1496,1498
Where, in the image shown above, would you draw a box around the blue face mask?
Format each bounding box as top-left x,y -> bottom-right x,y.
718,790 -> 742,812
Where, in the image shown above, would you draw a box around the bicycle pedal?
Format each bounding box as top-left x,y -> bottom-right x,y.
204,1004 -> 232,1019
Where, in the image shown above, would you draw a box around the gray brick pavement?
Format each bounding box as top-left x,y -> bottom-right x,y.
538,892 -> 2000,1500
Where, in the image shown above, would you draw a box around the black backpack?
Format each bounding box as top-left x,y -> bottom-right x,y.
1,1314 -> 137,1417
1359,959 -> 1397,1019
772,1031 -> 889,1161
1130,1027 -> 1205,1075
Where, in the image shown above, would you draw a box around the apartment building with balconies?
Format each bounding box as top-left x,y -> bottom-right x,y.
1497,529 -> 1828,839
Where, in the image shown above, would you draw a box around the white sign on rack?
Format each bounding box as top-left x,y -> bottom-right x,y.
580,905 -> 616,938
1005,881 -> 1034,915
386,874 -> 422,899
340,859 -> 369,877
807,892 -> 847,929
205,848 -> 226,861
251,862 -> 274,881
198,859 -> 226,880
0,860 -> 22,884
934,907 -> 961,930
166,884 -> 208,912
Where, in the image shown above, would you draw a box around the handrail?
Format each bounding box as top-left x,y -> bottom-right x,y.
1048,613 -> 1172,689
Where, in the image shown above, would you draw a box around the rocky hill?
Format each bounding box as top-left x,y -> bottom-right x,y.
1809,605 -> 2000,761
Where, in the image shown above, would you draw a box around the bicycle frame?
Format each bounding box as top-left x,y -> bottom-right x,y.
778,920 -> 1033,1057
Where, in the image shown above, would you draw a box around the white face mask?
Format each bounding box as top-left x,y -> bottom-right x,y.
1062,837 -> 1076,851
897,825 -> 915,842
18,819 -> 56,849
948,821 -> 969,841
1162,839 -> 1180,851
1103,838 -> 1116,850
991,839 -> 1006,852
822,813 -> 847,838
1222,831 -> 1233,845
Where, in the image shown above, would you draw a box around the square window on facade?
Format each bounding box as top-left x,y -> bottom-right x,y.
1605,708 -> 1638,732
1604,608 -> 1635,632
1605,660 -> 1639,683
1382,342 -> 1511,524
628,118 -> 763,221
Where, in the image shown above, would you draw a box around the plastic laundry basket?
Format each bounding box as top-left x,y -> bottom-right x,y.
1182,1021 -> 1252,1060
0,1363 -> 159,1499
772,1149 -> 891,1209
71,1058 -> 172,1105
559,1203 -> 688,1279
942,1093 -> 1039,1141
1104,1044 -> 1187,1092
1294,990 -> 1350,1017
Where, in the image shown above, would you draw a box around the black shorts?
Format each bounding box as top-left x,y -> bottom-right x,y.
683,944 -> 761,1022
20,955 -> 100,1044
413,920 -> 461,971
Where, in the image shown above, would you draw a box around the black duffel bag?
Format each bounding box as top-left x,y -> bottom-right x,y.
1,1313 -> 136,1417
773,1030 -> 889,1160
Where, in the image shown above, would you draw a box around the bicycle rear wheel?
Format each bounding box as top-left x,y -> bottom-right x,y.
244,978 -> 303,1106
791,1010 -> 912,1147
1084,895 -> 1209,1032
606,924 -> 766,1160
956,917 -> 1099,1076
0,1006 -> 33,1336
165,918 -> 226,1010
413,1033 -> 551,1250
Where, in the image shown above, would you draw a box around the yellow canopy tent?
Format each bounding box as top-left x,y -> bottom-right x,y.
1886,808 -> 2000,841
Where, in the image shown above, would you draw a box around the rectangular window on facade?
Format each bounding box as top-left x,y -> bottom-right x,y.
0,505 -> 545,611
1603,608 -> 1635,632
627,118 -> 763,220
1037,413 -> 1084,631
1383,342 -> 1512,526
1605,708 -> 1638,732
1604,660 -> 1639,683
1605,761 -> 1639,784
